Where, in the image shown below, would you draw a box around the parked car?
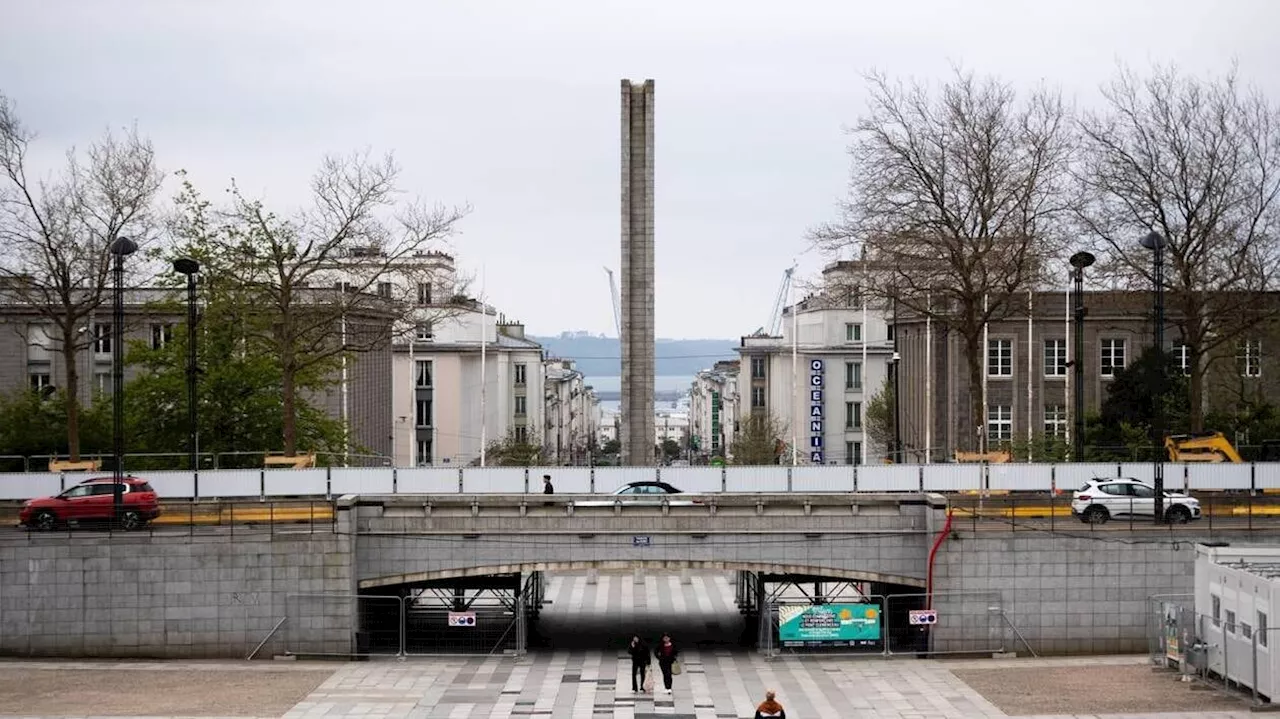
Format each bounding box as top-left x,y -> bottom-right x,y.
19,477 -> 161,531
1071,478 -> 1201,524
573,481 -> 702,507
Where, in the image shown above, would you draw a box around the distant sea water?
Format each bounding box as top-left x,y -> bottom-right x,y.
592,376 -> 691,414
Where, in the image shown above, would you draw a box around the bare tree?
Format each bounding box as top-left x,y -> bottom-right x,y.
811,70 -> 1076,450
729,413 -> 786,465
1077,65 -> 1280,431
0,92 -> 162,461
173,152 -> 469,456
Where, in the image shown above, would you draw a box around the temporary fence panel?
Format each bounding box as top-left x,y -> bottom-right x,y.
594,466 -> 660,488
0,472 -> 62,500
396,468 -> 461,494
922,464 -> 982,493
144,470 -> 197,499
1258,464 -> 1280,490
789,465 -> 855,493
264,468 -> 328,497
1120,463 -> 1187,489
858,465 -> 920,492
764,595 -> 887,656
725,466 -> 789,492
987,464 -> 1054,492
528,466 -> 592,494
1053,463 -> 1121,490
461,467 -> 526,493
899,591 -> 1006,656
403,592 -> 523,656
658,466 -> 725,493
330,467 -> 395,496
1187,464 -> 1253,491
197,469 -> 262,498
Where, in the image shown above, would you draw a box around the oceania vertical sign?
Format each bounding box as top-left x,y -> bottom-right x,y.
809,359 -> 825,463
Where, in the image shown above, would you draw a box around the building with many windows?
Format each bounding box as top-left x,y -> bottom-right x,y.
543,358 -> 600,465
688,360 -> 740,459
735,272 -> 896,464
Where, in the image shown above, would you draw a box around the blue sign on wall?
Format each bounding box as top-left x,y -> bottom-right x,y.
809,359 -> 824,463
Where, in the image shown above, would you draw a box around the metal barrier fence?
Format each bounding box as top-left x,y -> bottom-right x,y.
1149,595 -> 1280,706
281,592 -> 527,658
6,462 -> 1280,501
759,591 -> 1012,658
0,499 -> 336,538
949,493 -> 1280,534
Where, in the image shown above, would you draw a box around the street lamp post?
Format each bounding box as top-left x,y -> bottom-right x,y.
108,237 -> 138,525
1069,251 -> 1096,462
173,258 -> 200,490
1141,231 -> 1168,523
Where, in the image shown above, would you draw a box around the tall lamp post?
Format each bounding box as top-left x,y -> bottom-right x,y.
173,258 -> 200,486
1141,231 -> 1168,523
1068,251 -> 1095,462
108,237 -> 138,524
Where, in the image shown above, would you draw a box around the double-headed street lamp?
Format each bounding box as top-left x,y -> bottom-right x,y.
1140,231 -> 1168,523
108,236 -> 138,524
173,258 -> 201,485
1068,251 -> 1096,462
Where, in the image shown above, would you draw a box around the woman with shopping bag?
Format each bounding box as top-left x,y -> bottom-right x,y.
653,633 -> 680,694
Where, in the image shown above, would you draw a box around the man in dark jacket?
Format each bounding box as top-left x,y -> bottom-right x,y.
627,635 -> 650,692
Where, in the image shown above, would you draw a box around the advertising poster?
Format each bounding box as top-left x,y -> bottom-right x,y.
778,603 -> 881,647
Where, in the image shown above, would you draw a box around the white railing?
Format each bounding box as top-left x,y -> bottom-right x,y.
0,462 -> 1271,501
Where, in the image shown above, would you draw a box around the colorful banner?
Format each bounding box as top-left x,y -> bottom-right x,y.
778,603 -> 881,645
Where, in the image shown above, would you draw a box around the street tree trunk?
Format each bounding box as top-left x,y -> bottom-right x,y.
61,324 -> 81,462
281,362 -> 298,457
964,331 -> 985,453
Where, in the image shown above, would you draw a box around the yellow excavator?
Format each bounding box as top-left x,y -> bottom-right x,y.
1164,432 -> 1243,463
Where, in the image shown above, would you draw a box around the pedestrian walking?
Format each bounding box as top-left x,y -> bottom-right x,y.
542,474 -> 554,494
754,689 -> 785,718
627,635 -> 651,692
653,632 -> 679,694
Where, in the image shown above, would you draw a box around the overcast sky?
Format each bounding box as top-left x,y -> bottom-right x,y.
3,1 -> 1278,339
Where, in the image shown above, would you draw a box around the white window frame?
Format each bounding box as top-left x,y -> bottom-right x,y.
416,282 -> 432,306
751,357 -> 766,379
514,363 -> 527,385
29,372 -> 52,392
415,322 -> 434,341
415,360 -> 432,389
987,405 -> 1012,441
415,440 -> 431,467
987,339 -> 1013,377
845,361 -> 862,390
1100,338 -> 1126,378
1044,404 -> 1067,438
1172,342 -> 1190,376
514,396 -> 527,417
94,324 -> 112,354
1043,339 -> 1067,378
845,323 -> 862,342
751,387 -> 765,408
1239,339 -> 1262,378
514,426 -> 528,444
415,398 -> 432,428
151,323 -> 174,350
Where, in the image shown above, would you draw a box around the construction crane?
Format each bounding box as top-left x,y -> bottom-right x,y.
764,265 -> 796,336
603,267 -> 622,336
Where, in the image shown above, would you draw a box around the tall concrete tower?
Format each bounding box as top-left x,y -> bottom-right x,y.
620,79 -> 656,466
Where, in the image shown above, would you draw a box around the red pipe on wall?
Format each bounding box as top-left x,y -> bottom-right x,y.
925,509 -> 954,608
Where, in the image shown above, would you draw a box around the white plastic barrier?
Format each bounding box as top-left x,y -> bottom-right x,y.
1120,463 -> 1188,490
1257,464 -> 1280,490
790,466 -> 855,492
0,472 -> 63,500
658,466 -> 724,493
145,470 -> 197,499
330,467 -> 395,495
396,468 -> 460,494
198,469 -> 263,498
529,466 -> 592,493
858,465 -> 920,492
987,464 -> 1054,492
263,468 -> 327,496
1187,464 -> 1253,491
595,466 -> 660,489
1053,463 -> 1120,491
462,467 -> 526,493
922,464 -> 982,492
725,466 -> 789,492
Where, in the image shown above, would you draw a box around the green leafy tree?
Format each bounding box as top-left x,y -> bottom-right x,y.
0,388 -> 111,469
601,438 -> 621,455
864,378 -> 894,459
730,413 -> 786,465
479,431 -> 544,467
1099,346 -> 1191,436
1005,433 -> 1070,463
659,438 -> 681,462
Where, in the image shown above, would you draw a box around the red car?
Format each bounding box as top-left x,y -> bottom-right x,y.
19,477 -> 161,531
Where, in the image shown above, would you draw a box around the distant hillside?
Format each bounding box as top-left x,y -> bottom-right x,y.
531,333 -> 737,378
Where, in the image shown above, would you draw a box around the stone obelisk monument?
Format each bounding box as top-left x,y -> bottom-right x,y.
620,79 -> 656,466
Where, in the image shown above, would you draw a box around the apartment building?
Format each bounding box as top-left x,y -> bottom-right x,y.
735,286 -> 895,465
688,360 -> 740,458
543,358 -> 600,465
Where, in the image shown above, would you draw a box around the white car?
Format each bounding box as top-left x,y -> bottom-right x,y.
573,481 -> 703,507
1071,478 -> 1201,524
